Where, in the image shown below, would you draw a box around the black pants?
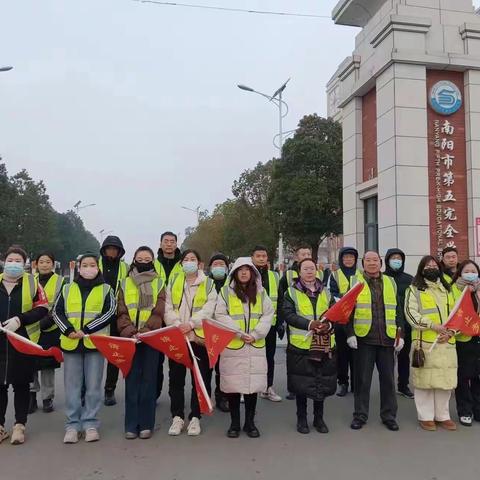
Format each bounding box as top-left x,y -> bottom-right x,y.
227,393 -> 257,428
455,341 -> 480,418
168,343 -> 211,420
265,325 -> 277,388
104,319 -> 120,392
156,352 -> 165,399
335,325 -> 354,389
397,326 -> 412,389
0,383 -> 30,426
296,395 -> 323,419
353,343 -> 397,423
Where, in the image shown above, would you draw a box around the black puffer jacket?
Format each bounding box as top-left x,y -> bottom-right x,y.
282,285 -> 337,401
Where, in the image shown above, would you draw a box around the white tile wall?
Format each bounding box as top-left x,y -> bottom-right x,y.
397,195 -> 430,225
397,225 -> 431,255
396,136 -> 429,167
396,165 -> 429,196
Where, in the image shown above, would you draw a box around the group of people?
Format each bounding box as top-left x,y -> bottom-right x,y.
0,231 -> 479,446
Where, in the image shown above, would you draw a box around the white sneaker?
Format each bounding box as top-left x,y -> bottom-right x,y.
63,428 -> 79,444
0,425 -> 9,444
10,424 -> 25,445
263,387 -> 282,402
187,417 -> 201,436
168,416 -> 184,436
460,416 -> 473,426
85,428 -> 100,442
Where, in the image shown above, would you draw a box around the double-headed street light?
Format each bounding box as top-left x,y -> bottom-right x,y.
73,200 -> 96,214
181,205 -> 201,224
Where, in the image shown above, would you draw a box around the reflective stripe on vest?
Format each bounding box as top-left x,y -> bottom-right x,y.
61,282 -> 111,351
333,269 -> 361,296
169,273 -> 214,339
98,259 -> 128,293
220,286 -> 265,350
411,286 -> 456,345
351,274 -> 398,339
451,284 -> 473,342
120,277 -> 164,330
286,286 -> 334,350
154,260 -> 183,285
35,273 -> 64,333
286,269 -> 324,286
267,270 -> 279,326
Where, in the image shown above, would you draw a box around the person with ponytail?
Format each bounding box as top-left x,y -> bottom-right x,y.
117,246 -> 166,439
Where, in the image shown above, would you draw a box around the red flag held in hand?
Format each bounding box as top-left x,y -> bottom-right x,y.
323,282 -> 364,325
3,329 -> 63,363
89,335 -> 137,378
202,319 -> 237,368
445,288 -> 480,337
138,326 -> 193,369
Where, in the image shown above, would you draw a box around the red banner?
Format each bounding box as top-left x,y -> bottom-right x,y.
323,282 -> 364,325
138,326 -> 192,369
3,329 -> 63,363
202,319 -> 237,369
446,288 -> 480,336
89,335 -> 137,378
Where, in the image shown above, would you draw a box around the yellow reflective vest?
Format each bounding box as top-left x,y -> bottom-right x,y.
351,274 -> 398,339
98,258 -> 128,293
154,260 -> 183,285
169,272 -> 214,339
35,273 -> 64,333
0,273 -> 40,343
332,269 -> 361,296
61,282 -> 111,351
220,286 -> 266,350
286,286 -> 334,350
265,270 -> 279,326
120,276 -> 164,330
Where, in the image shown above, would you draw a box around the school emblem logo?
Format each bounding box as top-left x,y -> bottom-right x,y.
429,81 -> 462,115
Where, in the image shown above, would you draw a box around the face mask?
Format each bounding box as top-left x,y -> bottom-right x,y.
423,268 -> 440,282
4,261 -> 24,279
134,261 -> 153,273
182,261 -> 198,275
211,266 -> 227,280
80,267 -> 99,280
462,272 -> 479,283
389,259 -> 403,271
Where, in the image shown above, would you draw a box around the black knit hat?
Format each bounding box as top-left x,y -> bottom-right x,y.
208,252 -> 229,267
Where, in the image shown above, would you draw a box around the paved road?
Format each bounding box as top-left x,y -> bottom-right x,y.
3,347 -> 480,480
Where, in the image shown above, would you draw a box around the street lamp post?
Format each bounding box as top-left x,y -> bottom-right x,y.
72,200 -> 96,214
99,229 -> 113,242
181,205 -> 201,224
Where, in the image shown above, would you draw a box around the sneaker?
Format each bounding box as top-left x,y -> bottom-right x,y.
397,386 -> 414,399
187,417 -> 201,436
43,399 -> 54,413
460,416 -> 473,426
168,416 -> 184,436
85,428 -> 100,442
260,387 -> 282,402
139,430 -> 152,439
125,432 -> 137,440
64,429 -> 80,444
104,390 -> 116,407
336,384 -> 348,397
0,425 -> 9,444
10,424 -> 25,445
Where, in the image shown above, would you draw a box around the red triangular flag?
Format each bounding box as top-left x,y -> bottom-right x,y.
186,339 -> 213,415
89,335 -> 137,378
138,326 -> 193,369
3,329 -> 64,363
202,319 -> 237,368
323,282 -> 364,325
445,288 -> 480,336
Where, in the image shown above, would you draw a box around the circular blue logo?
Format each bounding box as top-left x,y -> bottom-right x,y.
429,80 -> 462,115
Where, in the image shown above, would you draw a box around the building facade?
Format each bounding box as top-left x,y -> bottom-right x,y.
327,0 -> 480,272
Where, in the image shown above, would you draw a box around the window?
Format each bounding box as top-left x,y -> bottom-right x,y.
364,196 -> 378,252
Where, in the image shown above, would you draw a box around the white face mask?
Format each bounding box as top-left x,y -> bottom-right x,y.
80,267 -> 98,280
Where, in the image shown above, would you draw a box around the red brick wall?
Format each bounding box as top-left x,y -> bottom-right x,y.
362,88 -> 377,182
427,70 -> 468,258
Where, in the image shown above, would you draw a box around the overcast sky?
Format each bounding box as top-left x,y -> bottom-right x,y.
2,1 -> 479,260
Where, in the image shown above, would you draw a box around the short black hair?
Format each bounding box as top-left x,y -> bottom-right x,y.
294,243 -> 312,252
441,246 -> 458,257
180,249 -> 201,263
251,245 -> 268,255
161,231 -> 178,242
35,252 -> 55,264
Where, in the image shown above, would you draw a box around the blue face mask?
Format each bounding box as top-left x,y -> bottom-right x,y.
211,266 -> 227,280
389,259 -> 403,271
4,261 -> 25,278
182,261 -> 198,275
462,272 -> 479,283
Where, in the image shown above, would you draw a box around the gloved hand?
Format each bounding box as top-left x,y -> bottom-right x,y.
2,317 -> 21,332
395,338 -> 405,353
347,336 -> 358,350
276,324 -> 285,340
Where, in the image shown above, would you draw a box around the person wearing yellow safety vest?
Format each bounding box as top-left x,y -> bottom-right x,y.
251,245 -> 282,403
154,231 -> 183,401
283,258 -> 336,435
327,247 -> 360,398
0,246 -> 48,446
214,257 -> 274,439
347,251 -> 404,432
98,235 -> 128,407
117,246 -> 166,440
29,252 -> 65,415
405,255 -> 457,432
164,249 -> 217,437
450,260 -> 480,427
53,253 -> 116,444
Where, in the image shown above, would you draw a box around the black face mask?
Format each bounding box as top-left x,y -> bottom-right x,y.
134,261 -> 154,273
423,268 -> 440,282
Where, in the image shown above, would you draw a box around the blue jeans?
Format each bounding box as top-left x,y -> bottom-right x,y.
125,344 -> 159,433
63,351 -> 104,432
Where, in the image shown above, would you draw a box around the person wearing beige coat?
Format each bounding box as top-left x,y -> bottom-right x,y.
214,257 -> 274,438
405,255 -> 458,432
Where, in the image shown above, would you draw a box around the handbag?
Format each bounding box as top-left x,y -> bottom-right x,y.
411,331 -> 425,368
